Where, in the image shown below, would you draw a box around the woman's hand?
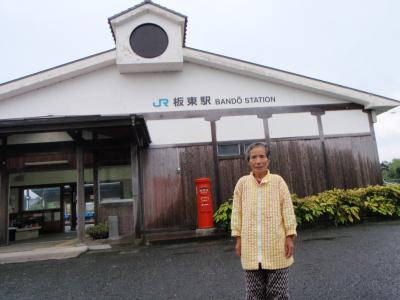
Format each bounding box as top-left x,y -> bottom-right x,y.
285,235 -> 295,258
235,237 -> 241,257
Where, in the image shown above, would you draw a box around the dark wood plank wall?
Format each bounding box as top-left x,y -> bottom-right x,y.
179,145 -> 215,227
219,139 -> 327,200
218,135 -> 381,200
325,136 -> 382,189
7,153 -> 76,171
142,135 -> 382,230
99,203 -> 133,236
270,139 -> 328,197
142,147 -> 186,230
6,149 -> 130,172
142,145 -> 214,231
219,158 -> 248,202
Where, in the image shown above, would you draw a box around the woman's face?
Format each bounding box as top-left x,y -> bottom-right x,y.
248,146 -> 269,176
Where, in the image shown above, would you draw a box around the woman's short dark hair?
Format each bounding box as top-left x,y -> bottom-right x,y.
245,142 -> 271,161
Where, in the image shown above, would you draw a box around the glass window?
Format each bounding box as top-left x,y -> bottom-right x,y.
99,165 -> 132,201
217,144 -> 240,156
244,143 -> 253,152
23,187 -> 60,211
100,182 -> 122,200
244,141 -> 268,154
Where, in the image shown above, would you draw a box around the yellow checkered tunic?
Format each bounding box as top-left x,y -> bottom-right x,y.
231,171 -> 297,270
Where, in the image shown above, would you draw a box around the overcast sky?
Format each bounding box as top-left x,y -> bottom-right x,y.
0,0 -> 399,161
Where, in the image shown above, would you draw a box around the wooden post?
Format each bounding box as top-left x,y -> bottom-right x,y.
312,111 -> 331,190
130,141 -> 140,238
92,151 -> 100,225
76,145 -> 85,244
0,159 -> 9,245
257,113 -> 273,144
206,115 -> 221,209
70,185 -> 77,231
367,110 -> 383,184
137,147 -> 144,235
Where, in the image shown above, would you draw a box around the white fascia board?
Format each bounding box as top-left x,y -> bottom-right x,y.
110,4 -> 185,26
183,48 -> 400,113
0,50 -> 116,101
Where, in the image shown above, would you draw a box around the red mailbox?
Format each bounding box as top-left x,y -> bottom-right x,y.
194,178 -> 214,229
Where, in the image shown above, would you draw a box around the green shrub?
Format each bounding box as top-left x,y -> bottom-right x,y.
86,222 -> 109,240
213,184 -> 400,229
213,198 -> 233,230
293,184 -> 400,226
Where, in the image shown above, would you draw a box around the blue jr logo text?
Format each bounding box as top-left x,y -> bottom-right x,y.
153,98 -> 169,107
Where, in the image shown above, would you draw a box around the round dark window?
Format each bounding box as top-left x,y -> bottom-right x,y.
129,23 -> 169,58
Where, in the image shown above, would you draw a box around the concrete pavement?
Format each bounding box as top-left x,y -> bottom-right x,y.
0,245 -> 88,264
0,237 -> 113,264
0,229 -> 224,264
1,220 -> 400,299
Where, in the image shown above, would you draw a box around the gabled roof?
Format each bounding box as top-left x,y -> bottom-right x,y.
0,46 -> 398,114
182,47 -> 400,113
0,49 -> 115,100
108,0 -> 188,45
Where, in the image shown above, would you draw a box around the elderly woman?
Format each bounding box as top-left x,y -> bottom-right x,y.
231,142 -> 297,300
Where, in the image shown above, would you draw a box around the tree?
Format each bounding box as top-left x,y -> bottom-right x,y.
382,158 -> 400,180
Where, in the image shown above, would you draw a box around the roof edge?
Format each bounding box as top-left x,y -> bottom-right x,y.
0,49 -> 116,101
182,47 -> 400,113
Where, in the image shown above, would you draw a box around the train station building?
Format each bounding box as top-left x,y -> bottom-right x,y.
0,1 -> 398,245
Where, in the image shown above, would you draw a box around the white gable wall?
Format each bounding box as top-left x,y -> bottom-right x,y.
0,62 -> 372,144
322,110 -> 370,135
147,118 -> 211,145
0,62 -> 349,119
217,116 -> 264,142
113,10 -> 184,73
269,113 -> 319,138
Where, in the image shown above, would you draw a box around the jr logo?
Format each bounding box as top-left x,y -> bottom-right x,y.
153,98 -> 169,107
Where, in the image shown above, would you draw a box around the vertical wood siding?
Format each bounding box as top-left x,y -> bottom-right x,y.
142,135 -> 382,231
324,136 -> 382,189
218,135 -> 381,200
142,145 -> 214,231
219,158 -> 248,202
99,203 -> 133,236
218,139 -> 327,200
270,139 -> 328,197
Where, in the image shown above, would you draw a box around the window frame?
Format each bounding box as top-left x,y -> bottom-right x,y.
20,185 -> 62,212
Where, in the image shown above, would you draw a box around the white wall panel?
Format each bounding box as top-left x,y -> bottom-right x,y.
322,110 -> 370,135
146,118 -> 211,145
217,115 -> 264,142
269,113 -> 319,138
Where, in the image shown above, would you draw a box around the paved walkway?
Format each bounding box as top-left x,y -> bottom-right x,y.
0,233 -> 113,264
0,229 -> 224,264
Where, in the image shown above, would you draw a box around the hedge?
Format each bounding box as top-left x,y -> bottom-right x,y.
213,184 -> 400,229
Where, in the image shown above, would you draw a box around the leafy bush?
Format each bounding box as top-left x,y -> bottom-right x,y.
213,198 -> 233,230
213,184 -> 400,230
86,222 -> 109,240
293,184 -> 400,225
293,189 -> 361,225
